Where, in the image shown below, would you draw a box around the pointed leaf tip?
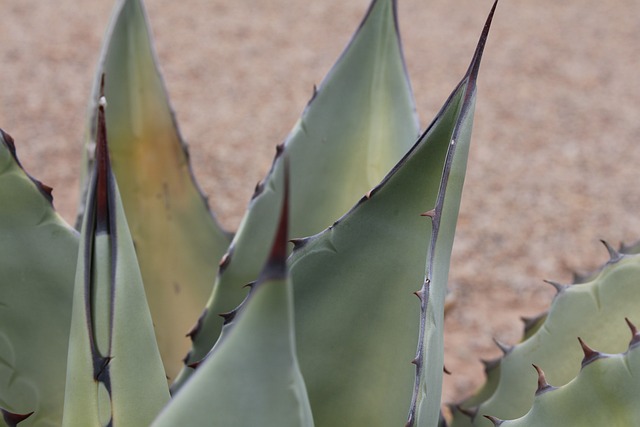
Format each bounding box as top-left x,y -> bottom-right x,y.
466,0 -> 499,88
258,159 -> 289,282
94,81 -> 112,235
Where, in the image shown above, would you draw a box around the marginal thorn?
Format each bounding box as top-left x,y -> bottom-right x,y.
289,237 -> 309,250
532,364 -> 554,395
443,364 -> 452,375
493,338 -> 513,355
185,309 -> 207,341
364,189 -> 373,199
187,359 -> 202,370
543,279 -> 567,294
413,289 -> 425,302
572,270 -> 589,284
625,318 -> 640,348
421,209 -> 436,219
307,84 -> 318,105
520,312 -> 546,336
1,409 -> 34,427
481,357 -> 501,373
454,405 -> 477,419
410,357 -> 421,367
219,252 -> 231,268
218,246 -> 235,274
601,239 -> 622,263
252,180 -> 265,199
218,309 -> 238,325
578,337 -> 603,367
483,415 -> 504,426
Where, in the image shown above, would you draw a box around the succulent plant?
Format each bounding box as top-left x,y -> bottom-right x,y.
2,0 -> 639,426
449,247 -> 640,426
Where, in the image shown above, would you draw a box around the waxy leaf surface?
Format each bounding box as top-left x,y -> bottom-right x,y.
63,97 -> 169,426
174,0 -> 419,389
79,0 -> 231,380
0,130 -> 78,427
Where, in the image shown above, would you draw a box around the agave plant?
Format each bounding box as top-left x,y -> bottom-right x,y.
2,0 -> 639,426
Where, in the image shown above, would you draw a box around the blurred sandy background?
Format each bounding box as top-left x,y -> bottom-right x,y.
2,0 -> 640,404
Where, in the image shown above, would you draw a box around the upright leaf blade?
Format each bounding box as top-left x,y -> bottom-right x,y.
79,0 -> 231,380
0,130 -> 79,426
410,3 -> 497,426
154,166 -> 313,427
287,5 -> 495,425
62,93 -> 170,426
174,0 -> 419,389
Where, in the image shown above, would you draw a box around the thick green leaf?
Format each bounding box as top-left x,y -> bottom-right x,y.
62,96 -> 169,426
455,252 -> 640,427
286,5 -> 494,424
174,0 -> 419,390
0,130 -> 79,427
283,5 -> 496,425
410,4 -> 497,426
496,321 -> 640,426
154,169 -> 313,427
78,0 -> 231,380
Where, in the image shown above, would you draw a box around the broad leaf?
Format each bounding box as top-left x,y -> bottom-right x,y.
288,4 -> 496,425
62,94 -> 169,425
174,0 -> 419,390
410,3 -> 497,426
0,130 -> 78,427
78,0 -> 231,380
154,167 -> 313,427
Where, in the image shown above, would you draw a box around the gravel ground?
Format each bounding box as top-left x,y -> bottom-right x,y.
3,0 -> 640,406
